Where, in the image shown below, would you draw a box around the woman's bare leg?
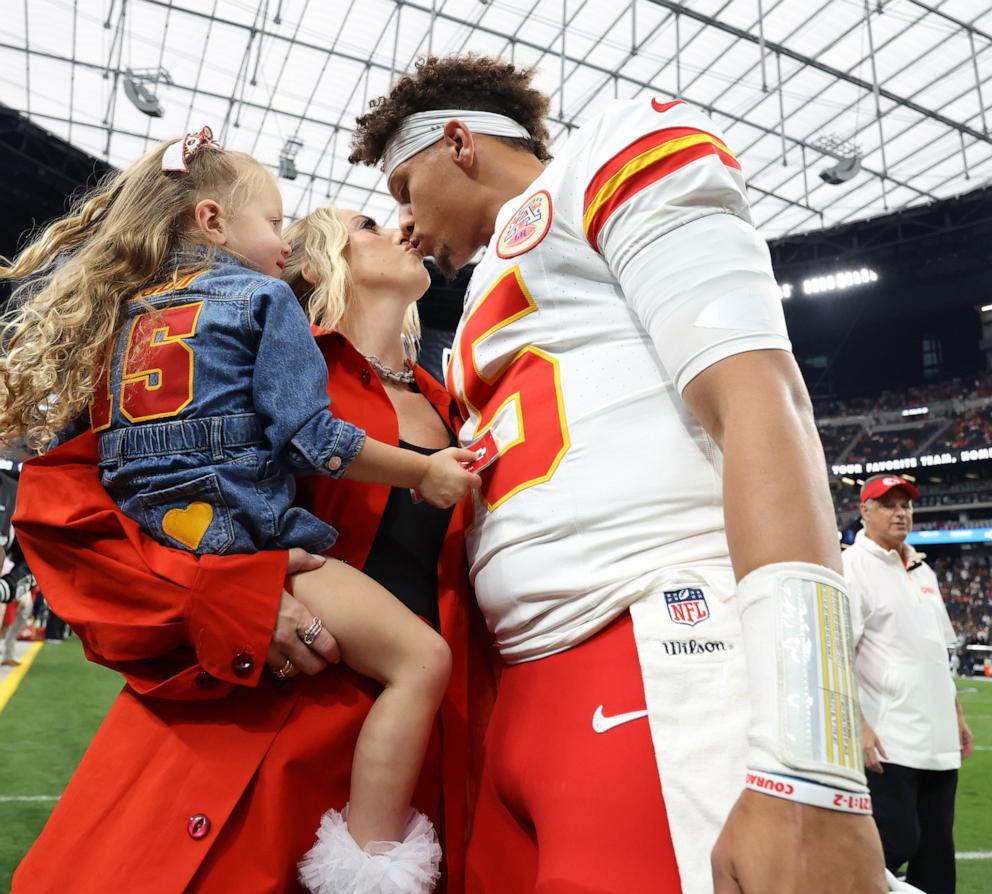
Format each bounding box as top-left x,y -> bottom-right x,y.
292,559 -> 451,847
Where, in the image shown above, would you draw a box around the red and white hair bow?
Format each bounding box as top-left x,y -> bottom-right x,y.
161,126 -> 223,173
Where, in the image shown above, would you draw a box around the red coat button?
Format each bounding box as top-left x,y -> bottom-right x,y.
188,814 -> 211,840
231,651 -> 254,677
359,368 -> 372,387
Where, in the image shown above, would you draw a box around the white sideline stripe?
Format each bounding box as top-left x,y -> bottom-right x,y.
0,795 -> 59,802
957,851 -> 992,860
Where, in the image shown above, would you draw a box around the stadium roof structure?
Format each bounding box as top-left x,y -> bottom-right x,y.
2,0 -> 990,238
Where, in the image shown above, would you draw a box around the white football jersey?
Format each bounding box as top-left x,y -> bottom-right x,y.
446,98 -> 792,662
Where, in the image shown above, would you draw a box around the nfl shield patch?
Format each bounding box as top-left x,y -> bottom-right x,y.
664,587 -> 710,627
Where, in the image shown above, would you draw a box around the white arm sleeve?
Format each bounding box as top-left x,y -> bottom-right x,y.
614,212 -> 791,393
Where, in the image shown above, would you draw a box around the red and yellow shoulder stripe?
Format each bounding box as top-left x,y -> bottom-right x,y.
583,103 -> 740,251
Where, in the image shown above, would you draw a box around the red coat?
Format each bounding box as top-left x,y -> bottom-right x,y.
11,330 -> 495,894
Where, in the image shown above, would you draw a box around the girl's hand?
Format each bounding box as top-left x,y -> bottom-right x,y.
417,447 -> 482,508
266,550 -> 341,677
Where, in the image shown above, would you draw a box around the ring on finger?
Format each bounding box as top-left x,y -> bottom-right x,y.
298,616 -> 323,647
273,658 -> 294,678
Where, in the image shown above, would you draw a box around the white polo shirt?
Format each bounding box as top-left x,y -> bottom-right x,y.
843,529 -> 960,771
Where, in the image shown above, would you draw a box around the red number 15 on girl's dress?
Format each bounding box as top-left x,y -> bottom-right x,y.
448,267 -> 570,512
90,301 -> 205,432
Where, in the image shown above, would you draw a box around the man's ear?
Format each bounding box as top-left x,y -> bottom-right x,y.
442,120 -> 477,172
193,198 -> 227,245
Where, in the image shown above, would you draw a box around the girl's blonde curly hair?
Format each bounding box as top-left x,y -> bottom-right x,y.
282,205 -> 420,358
0,138 -> 264,450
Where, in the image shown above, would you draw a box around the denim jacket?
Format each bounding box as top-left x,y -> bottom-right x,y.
96,249 -> 366,555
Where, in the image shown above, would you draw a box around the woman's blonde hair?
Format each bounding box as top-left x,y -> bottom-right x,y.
0,138 -> 265,450
283,206 -> 421,356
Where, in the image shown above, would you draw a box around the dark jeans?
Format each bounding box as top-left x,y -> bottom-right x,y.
867,762 -> 958,894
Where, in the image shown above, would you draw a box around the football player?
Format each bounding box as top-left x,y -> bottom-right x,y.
349,55 -> 891,894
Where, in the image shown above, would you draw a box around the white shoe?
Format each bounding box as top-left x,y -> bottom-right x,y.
298,804 -> 441,894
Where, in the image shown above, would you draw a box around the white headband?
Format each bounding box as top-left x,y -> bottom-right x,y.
382,109 -> 531,179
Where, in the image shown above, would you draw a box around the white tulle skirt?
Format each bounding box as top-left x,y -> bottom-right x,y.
298,804 -> 441,894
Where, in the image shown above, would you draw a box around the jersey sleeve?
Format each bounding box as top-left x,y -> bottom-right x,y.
250,280 -> 366,476
578,98 -> 791,394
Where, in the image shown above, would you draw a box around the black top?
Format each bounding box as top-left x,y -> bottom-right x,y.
362,440 -> 455,629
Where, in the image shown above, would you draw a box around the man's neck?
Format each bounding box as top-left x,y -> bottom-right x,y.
865,530 -> 906,557
479,149 -> 547,243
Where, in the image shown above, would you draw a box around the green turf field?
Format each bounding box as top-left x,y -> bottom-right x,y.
0,639 -> 122,892
0,640 -> 989,891
952,677 -> 992,894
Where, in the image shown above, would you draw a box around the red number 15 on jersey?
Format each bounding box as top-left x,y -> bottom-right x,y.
448,267 -> 570,511
90,301 -> 204,431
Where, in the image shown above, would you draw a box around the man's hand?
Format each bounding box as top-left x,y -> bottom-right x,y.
712,789 -> 886,894
862,719 -> 888,774
265,549 -> 341,676
957,704 -> 974,760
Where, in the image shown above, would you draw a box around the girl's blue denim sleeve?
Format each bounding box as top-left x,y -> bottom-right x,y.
250,280 -> 365,478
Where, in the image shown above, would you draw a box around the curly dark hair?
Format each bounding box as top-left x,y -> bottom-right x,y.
349,55 -> 552,167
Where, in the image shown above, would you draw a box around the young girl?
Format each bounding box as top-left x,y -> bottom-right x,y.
0,128 -> 479,894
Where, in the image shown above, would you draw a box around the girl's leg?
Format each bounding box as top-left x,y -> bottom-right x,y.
292,559 -> 451,847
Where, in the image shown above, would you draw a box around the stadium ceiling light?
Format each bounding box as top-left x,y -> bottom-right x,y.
981,303 -> 992,312
802,268 -> 878,296
123,67 -> 173,118
779,283 -> 793,300
819,155 -> 862,185
278,138 -> 304,180
812,134 -> 863,186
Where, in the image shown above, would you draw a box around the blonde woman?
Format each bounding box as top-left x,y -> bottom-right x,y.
282,205 -> 489,891
3,132 -> 482,894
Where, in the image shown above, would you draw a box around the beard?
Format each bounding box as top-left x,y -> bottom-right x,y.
432,242 -> 458,281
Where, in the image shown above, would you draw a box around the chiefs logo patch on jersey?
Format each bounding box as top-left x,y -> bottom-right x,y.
496,190 -> 553,258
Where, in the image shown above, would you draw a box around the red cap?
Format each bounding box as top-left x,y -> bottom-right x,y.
860,474 -> 920,502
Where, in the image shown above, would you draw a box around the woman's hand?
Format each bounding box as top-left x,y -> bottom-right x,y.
417,447 -> 482,508
266,549 -> 341,677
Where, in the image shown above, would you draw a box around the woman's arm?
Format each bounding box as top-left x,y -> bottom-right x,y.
13,431 -> 289,699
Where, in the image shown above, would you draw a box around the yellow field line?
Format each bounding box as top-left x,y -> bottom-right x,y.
0,642 -> 44,714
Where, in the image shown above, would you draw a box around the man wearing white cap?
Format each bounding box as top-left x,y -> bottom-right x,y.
351,56 -> 890,893
844,474 -> 973,894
